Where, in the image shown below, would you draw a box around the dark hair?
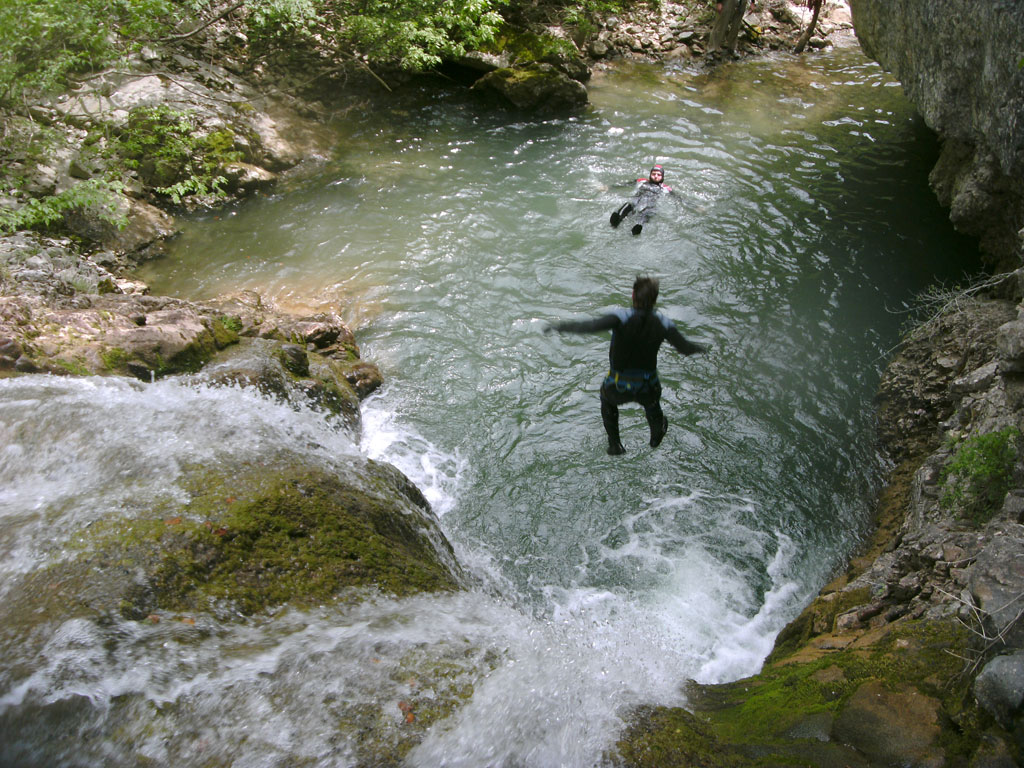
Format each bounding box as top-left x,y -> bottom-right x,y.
632,275 -> 659,311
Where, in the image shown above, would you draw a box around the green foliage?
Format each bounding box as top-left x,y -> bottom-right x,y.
941,426 -> 1021,526
218,315 -> 244,334
114,105 -> 242,204
0,177 -> 127,235
333,0 -> 506,70
0,0 -> 177,104
245,0 -> 321,35
0,0 -> 510,106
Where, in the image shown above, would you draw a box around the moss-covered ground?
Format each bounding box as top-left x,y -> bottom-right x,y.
613,618 -> 1009,767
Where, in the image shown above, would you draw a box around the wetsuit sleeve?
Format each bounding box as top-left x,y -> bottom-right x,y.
664,322 -> 708,355
550,313 -> 621,334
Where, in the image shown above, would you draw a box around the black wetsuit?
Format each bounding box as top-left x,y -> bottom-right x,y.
611,180 -> 673,233
552,307 -> 706,452
631,180 -> 670,225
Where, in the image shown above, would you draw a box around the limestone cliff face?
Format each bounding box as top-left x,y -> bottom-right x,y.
850,0 -> 1024,268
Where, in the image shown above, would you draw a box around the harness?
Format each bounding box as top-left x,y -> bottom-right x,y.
604,368 -> 659,394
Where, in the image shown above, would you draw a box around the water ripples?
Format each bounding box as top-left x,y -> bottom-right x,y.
15,48 -> 980,766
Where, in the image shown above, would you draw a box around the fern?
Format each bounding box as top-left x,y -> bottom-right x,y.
0,178 -> 127,235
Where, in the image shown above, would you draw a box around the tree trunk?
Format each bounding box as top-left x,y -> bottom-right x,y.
794,0 -> 823,54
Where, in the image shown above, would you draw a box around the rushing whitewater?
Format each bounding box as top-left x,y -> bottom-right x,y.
1,49 -> 979,766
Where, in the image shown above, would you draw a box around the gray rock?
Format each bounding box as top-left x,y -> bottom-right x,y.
974,652 -> 1024,729
458,50 -> 511,72
222,162 -> 277,194
996,318 -> 1024,368
951,361 -> 998,393
471,64 -> 588,113
969,525 -> 1024,648
849,0 -> 1024,267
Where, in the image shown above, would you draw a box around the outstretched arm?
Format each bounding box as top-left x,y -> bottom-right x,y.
545,313 -> 621,335
664,187 -> 686,207
665,324 -> 709,355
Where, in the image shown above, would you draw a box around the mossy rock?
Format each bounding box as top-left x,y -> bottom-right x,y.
614,620 -> 1009,767
200,337 -> 362,433
128,463 -> 460,617
471,63 -> 589,113
766,586 -> 872,663
487,25 -> 584,71
6,461 -> 460,633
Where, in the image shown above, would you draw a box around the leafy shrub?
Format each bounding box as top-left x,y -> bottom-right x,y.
0,177 -> 127,234
0,0 -> 177,105
114,105 -> 243,204
245,0 -> 322,36
940,427 -> 1021,526
1,0 -> 510,106
332,0 -> 505,70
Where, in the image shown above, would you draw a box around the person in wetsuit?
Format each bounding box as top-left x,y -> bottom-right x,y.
609,164 -> 674,235
545,276 -> 709,455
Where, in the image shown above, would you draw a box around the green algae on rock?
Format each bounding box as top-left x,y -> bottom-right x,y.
471,63 -> 589,112
130,465 -> 461,618
19,462 -> 462,627
613,618 -> 1003,767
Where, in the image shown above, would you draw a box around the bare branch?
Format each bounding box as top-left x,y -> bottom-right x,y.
160,1 -> 247,42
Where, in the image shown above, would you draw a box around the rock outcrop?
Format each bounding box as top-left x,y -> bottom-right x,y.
850,0 -> 1024,269
0,233 -> 381,418
616,272 -> 1024,766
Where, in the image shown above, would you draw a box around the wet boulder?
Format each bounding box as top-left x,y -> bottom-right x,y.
4,461 -> 461,630
471,63 -> 589,113
974,651 -> 1024,731
197,337 -> 363,436
203,292 -> 383,398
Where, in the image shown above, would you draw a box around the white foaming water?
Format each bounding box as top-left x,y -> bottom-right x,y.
694,535 -> 805,684
360,389 -> 465,517
0,376 -> 359,598
353,395 -> 804,766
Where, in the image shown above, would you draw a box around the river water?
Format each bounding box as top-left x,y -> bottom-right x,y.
1,49 -> 981,766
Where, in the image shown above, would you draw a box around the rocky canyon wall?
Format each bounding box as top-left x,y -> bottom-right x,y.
850,0 -> 1024,269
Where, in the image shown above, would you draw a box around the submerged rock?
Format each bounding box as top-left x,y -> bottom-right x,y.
471,63 -> 589,113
